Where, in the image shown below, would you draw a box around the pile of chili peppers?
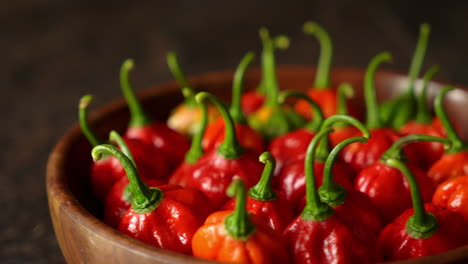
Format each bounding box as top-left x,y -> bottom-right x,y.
79,22 -> 468,263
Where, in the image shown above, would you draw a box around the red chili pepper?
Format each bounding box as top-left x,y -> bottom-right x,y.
293,22 -> 358,120
241,91 -> 265,116
192,180 -> 289,263
247,28 -> 305,140
222,152 -> 294,232
277,115 -> 369,210
79,96 -> 169,202
400,65 -> 447,169
202,52 -> 264,154
120,59 -> 190,169
92,144 -> 212,255
428,86 -> 468,185
335,52 -> 418,172
355,134 -> 450,223
166,52 -> 220,137
268,90 -> 324,176
284,129 -> 381,264
102,131 -> 165,228
378,158 -> 468,261
432,175 -> 468,221
182,92 -> 263,209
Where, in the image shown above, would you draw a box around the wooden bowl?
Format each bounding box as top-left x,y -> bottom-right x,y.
47,66 -> 468,264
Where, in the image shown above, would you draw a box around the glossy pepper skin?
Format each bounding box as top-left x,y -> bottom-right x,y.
166,52 -> 220,137
92,144 -> 212,255
192,180 -> 289,264
268,90 -> 324,176
277,115 -> 368,209
202,52 -> 264,155
433,175 -> 468,221
400,65 -> 447,169
293,22 -> 358,120
120,59 -> 190,169
247,28 -> 305,140
428,86 -> 468,186
183,92 -> 263,209
379,24 -> 431,129
223,152 -> 294,232
284,129 -> 381,264
355,134 -> 449,223
241,91 -> 265,116
378,158 -> 468,261
79,96 -> 169,202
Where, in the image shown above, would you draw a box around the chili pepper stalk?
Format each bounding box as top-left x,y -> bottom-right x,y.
380,23 -> 431,129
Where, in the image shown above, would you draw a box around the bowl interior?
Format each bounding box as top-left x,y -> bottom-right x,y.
48,67 -> 468,264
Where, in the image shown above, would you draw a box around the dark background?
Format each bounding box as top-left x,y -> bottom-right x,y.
2,1 -> 468,263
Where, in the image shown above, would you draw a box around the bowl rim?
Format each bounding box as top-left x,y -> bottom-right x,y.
46,66 -> 468,264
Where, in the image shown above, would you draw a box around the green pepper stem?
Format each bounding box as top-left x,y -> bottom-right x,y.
316,114 -> 371,162
92,144 -> 163,213
319,136 -> 368,206
385,158 -> 439,239
415,65 -> 440,124
336,83 -> 354,115
230,52 -> 255,124
301,128 -> 335,221
407,24 -> 431,96
259,28 -> 289,106
120,59 -> 152,127
278,90 -> 324,132
184,101 -> 208,164
195,92 -> 245,159
109,130 -> 136,167
166,52 -> 196,107
365,52 -> 392,129
225,179 -> 256,240
382,134 -> 451,161
79,95 -> 103,147
303,21 -> 332,89
248,152 -> 277,201
435,86 -> 467,153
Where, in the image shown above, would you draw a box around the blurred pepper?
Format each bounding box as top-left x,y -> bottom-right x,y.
92,144 -> 212,255
277,114 -> 369,211
268,90 -> 324,176
400,65 -> 447,169
428,86 -> 468,185
120,59 -> 190,169
379,24 -> 431,129
294,21 -> 358,120
192,180 -> 289,264
355,134 -> 450,223
183,92 -> 263,208
247,28 -> 305,140
79,95 -> 168,202
203,52 -> 264,154
433,175 -> 468,221
378,158 -> 468,261
166,52 -> 219,137
284,129 -> 381,264
223,152 -> 294,232
329,83 -> 362,145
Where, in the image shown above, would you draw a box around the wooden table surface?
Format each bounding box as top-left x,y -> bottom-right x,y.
2,0 -> 468,263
